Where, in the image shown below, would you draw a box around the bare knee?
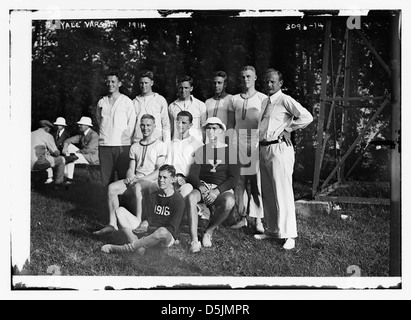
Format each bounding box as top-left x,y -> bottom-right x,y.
186,190 -> 199,206
219,193 -> 236,212
131,182 -> 144,198
108,181 -> 123,196
152,227 -> 169,240
179,183 -> 193,198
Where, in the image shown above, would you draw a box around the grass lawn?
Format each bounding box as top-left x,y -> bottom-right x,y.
22,167 -> 390,278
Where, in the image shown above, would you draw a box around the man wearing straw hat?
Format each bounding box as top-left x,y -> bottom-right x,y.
185,117 -> 239,253
53,117 -> 72,153
62,116 -> 99,184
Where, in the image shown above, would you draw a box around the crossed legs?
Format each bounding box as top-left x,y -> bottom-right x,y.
101,207 -> 174,254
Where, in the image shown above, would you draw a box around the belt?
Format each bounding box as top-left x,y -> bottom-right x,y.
259,140 -> 280,147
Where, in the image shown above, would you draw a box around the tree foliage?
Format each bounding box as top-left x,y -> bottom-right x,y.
31,11 -> 397,183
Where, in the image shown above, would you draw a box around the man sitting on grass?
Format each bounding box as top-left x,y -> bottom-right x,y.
101,164 -> 185,255
185,117 -> 240,253
93,114 -> 166,236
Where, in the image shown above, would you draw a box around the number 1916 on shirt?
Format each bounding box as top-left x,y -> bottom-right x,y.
155,205 -> 170,216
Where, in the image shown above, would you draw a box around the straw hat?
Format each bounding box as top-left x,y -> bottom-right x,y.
77,116 -> 93,127
202,117 -> 226,132
53,117 -> 67,126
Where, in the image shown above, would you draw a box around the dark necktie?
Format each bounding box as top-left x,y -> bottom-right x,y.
259,99 -> 274,138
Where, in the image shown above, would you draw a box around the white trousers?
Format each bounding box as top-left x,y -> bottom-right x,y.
260,143 -> 297,239
64,144 -> 90,179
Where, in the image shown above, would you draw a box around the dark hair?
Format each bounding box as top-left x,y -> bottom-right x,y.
178,75 -> 193,86
39,120 -> 53,129
159,164 -> 176,177
105,70 -> 122,81
265,68 -> 283,82
177,110 -> 193,123
139,70 -> 154,80
140,114 -> 156,122
213,71 -> 228,82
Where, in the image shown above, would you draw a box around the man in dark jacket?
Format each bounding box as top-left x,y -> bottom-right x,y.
53,117 -> 72,153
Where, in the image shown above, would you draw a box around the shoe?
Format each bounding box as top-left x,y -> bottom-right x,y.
93,225 -> 117,236
254,234 -> 272,240
255,220 -> 265,234
136,247 -> 146,256
231,217 -> 248,230
101,244 -> 112,254
64,154 -> 79,164
202,233 -> 212,248
189,240 -> 201,253
65,179 -> 73,185
131,220 -> 146,235
45,178 -> 53,184
132,225 -> 148,236
283,238 -> 295,250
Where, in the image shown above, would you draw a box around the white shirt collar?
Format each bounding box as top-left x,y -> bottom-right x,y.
84,128 -> 90,136
177,95 -> 194,104
269,89 -> 283,103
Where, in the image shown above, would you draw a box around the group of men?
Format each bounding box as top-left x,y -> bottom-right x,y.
31,116 -> 99,189
31,65 -> 313,256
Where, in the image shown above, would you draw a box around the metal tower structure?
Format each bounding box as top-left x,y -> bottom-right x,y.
311,17 -> 399,206
310,13 -> 401,276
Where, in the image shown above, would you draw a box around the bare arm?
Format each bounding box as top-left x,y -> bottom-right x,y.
139,155 -> 166,182
123,159 -> 137,186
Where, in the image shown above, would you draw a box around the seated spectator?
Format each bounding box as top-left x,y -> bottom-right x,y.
62,116 -> 99,184
185,117 -> 239,253
101,164 -> 185,256
31,120 -> 66,189
165,110 -> 203,198
46,117 -> 71,184
53,117 -> 71,153
93,114 -> 167,237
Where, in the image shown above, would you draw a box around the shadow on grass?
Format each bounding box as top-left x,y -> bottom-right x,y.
28,168 -> 390,278
31,167 -> 107,227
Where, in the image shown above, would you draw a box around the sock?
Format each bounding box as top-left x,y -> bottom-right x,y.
131,237 -> 147,249
101,237 -> 146,254
101,243 -> 134,254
